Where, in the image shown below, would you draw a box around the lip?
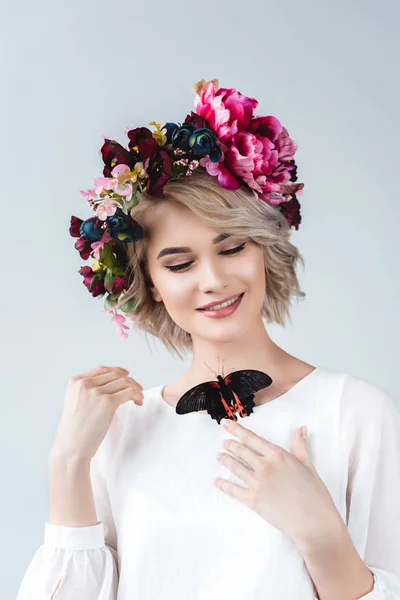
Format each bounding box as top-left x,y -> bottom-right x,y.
196,293 -> 244,310
196,292 -> 244,319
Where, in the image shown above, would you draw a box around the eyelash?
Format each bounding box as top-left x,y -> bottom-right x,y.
164,242 -> 247,273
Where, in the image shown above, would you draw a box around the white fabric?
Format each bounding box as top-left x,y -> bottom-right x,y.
16,366 -> 400,599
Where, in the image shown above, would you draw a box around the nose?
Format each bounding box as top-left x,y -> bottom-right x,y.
197,258 -> 230,294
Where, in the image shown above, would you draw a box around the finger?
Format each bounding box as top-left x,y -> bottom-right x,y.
222,419 -> 282,456
126,376 -> 145,394
75,365 -> 130,380
126,376 -> 144,390
218,452 -> 256,486
223,439 -> 262,470
215,477 -> 251,504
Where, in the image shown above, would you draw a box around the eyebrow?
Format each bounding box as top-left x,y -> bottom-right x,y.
156,233 -> 231,259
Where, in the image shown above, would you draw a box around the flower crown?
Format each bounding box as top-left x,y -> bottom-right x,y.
69,78 -> 305,341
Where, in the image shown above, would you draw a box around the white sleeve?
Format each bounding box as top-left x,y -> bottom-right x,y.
16,454 -> 118,600
339,374 -> 400,599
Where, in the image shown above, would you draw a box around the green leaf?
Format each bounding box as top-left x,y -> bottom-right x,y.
104,268 -> 117,293
119,297 -> 137,312
99,243 -> 126,275
104,292 -> 120,310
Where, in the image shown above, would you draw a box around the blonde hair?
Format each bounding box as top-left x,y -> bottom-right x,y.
116,168 -> 306,360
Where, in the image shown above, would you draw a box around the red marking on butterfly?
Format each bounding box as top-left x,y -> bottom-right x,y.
175,369 -> 273,425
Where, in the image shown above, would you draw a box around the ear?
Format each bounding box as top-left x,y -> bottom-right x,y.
149,283 -> 163,303
146,273 -> 162,303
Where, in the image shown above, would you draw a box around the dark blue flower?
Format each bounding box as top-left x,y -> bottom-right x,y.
105,208 -> 144,243
162,122 -> 180,145
188,127 -> 222,162
79,216 -> 104,243
171,123 -> 196,150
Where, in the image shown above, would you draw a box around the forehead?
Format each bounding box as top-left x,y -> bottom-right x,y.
146,200 -> 216,243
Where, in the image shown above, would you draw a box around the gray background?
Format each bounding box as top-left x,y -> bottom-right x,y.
1,0 -> 399,596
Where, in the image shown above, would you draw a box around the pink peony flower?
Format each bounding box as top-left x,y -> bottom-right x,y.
194,80 -> 304,205
194,80 -> 257,143
199,141 -> 240,190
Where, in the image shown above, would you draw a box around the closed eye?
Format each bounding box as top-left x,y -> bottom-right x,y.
164,242 -> 247,273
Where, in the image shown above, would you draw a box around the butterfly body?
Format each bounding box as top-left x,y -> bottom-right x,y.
175,369 -> 273,424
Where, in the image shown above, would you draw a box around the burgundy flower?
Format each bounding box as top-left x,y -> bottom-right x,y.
127,127 -> 158,161
277,196 -> 302,230
101,139 -> 138,178
69,215 -> 83,238
112,275 -> 130,294
184,111 -> 210,130
73,237 -> 93,260
145,148 -> 173,196
69,216 -> 102,260
78,266 -> 106,297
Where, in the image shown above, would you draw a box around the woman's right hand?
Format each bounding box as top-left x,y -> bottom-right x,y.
49,365 -> 144,464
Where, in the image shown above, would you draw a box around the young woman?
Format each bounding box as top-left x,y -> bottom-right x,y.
16,82 -> 400,600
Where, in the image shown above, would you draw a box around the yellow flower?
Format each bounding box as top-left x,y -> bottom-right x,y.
133,161 -> 146,178
192,78 -> 219,96
92,257 -> 106,272
149,120 -> 167,146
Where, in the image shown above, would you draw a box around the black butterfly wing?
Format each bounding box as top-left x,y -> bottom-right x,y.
224,369 -> 273,398
175,380 -> 220,415
175,380 -> 240,424
175,370 -> 273,425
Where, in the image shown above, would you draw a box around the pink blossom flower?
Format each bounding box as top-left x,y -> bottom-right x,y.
80,188 -> 97,201
110,164 -> 136,196
102,308 -> 139,341
92,176 -> 114,196
94,198 -> 121,221
90,229 -> 112,259
101,308 -> 130,341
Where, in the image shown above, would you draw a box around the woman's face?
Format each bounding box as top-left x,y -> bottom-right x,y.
146,199 -> 266,344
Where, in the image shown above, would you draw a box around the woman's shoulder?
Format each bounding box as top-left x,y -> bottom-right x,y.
311,367 -> 399,459
338,369 -> 396,417
319,366 -> 399,434
317,365 -> 395,409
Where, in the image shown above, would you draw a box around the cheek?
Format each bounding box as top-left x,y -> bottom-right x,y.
158,273 -> 192,304
240,249 -> 265,282
240,261 -> 261,279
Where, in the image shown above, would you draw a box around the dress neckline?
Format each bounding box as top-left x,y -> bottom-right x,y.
155,365 -> 322,416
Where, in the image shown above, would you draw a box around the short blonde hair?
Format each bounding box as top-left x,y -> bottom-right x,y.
116,168 -> 306,359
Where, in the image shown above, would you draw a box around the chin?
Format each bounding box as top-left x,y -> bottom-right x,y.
194,325 -> 247,343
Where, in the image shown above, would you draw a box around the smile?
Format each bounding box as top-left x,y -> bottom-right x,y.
196,293 -> 244,318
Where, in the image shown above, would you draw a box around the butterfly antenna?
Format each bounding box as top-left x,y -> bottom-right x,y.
203,361 -> 217,377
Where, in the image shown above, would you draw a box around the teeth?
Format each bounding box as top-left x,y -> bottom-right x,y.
201,294 -> 241,311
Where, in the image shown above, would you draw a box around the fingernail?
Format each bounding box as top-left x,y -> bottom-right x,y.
302,426 -> 308,439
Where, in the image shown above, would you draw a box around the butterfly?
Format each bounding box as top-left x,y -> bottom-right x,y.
175,367 -> 273,425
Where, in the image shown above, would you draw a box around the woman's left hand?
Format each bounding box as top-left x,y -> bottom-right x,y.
215,419 -> 344,547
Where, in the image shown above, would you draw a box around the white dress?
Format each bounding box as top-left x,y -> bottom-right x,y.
16,366 -> 400,599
